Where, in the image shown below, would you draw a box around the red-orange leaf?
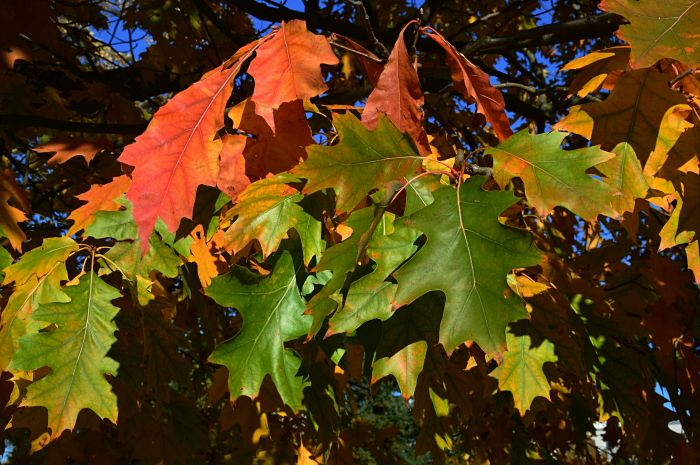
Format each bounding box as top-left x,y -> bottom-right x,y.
119,41 -> 260,250
362,21 -> 430,154
217,134 -> 250,200
422,26 -> 512,141
33,137 -> 112,165
67,175 -> 131,236
248,20 -> 338,128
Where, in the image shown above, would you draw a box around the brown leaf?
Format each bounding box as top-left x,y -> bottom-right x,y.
362,21 -> 430,154
33,137 -> 112,165
422,26 -> 512,141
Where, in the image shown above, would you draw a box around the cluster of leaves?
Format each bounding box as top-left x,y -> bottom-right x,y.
0,1 -> 699,464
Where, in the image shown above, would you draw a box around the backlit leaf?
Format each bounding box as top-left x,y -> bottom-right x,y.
119,41 -> 260,250
372,341 -> 427,399
206,252 -> 311,410
393,180 -> 542,353
294,112 -> 421,213
362,22 -> 430,153
597,142 -> 648,215
423,26 -> 512,141
222,174 -> 321,266
490,332 -> 557,415
600,0 -> 700,68
486,130 -> 618,219
67,175 -> 131,236
248,20 -> 338,128
11,272 -> 121,436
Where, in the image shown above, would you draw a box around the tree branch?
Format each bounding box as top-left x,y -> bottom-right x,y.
0,114 -> 147,134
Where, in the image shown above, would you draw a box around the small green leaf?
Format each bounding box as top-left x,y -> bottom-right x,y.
490,332 -> 557,415
206,252 -> 310,410
372,340 -> 427,399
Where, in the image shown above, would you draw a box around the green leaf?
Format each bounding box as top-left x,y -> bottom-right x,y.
11,272 -> 121,436
597,142 -> 648,215
490,332 -> 557,415
0,246 -> 11,281
2,236 -> 79,287
85,200 -> 137,240
393,180 -> 541,353
327,211 -> 420,336
372,340 -> 427,399
600,0 -> 700,68
294,112 -> 421,213
222,174 -> 322,266
486,130 -> 618,220
206,252 -> 310,410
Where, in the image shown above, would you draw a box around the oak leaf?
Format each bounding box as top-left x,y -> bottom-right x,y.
554,68 -> 688,167
393,180 -> 542,354
423,26 -> 512,141
248,20 -> 339,129
600,0 -> 700,68
221,174 -> 322,266
490,332 -> 557,415
67,175 -> 131,236
11,272 -> 121,437
562,46 -> 630,97
486,130 -> 618,220
206,252 -> 311,410
362,21 -> 430,154
33,137 -> 112,165
119,40 -> 260,250
0,170 -> 28,251
294,112 -> 421,213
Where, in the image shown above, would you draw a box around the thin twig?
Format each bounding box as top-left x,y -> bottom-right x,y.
346,0 -> 389,57
328,37 -> 384,63
669,68 -> 697,87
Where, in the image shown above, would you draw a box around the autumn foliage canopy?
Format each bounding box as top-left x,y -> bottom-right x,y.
0,0 -> 699,463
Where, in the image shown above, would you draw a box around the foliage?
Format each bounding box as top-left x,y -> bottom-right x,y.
0,1 -> 698,464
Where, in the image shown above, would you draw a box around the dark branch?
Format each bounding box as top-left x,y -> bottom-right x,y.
0,114 -> 147,134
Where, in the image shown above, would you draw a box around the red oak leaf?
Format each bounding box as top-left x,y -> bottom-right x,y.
248,20 -> 338,129
362,21 -> 431,154
119,41 -> 260,250
422,26 -> 512,141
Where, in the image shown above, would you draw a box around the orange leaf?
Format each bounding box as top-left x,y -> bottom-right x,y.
67,175 -> 131,236
119,40 -> 260,251
33,137 -> 112,165
422,26 -> 512,141
362,21 -> 430,154
189,225 -> 224,287
0,170 -> 27,251
248,20 -> 338,129
234,99 -> 314,180
217,134 -> 250,200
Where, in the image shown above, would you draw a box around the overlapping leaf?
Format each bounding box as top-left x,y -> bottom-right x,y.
11,272 -> 121,436
362,21 -> 430,153
486,130 -> 618,219
206,253 -> 311,410
67,175 -> 130,235
393,180 -> 542,353
294,112 -> 421,213
0,169 -> 28,251
119,41 -> 260,249
248,20 -> 338,128
372,341 -> 427,399
222,174 -> 321,266
600,0 -> 700,68
562,46 -> 630,97
490,332 -> 557,414
327,211 -> 420,336
597,142 -> 648,215
554,68 -> 688,166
